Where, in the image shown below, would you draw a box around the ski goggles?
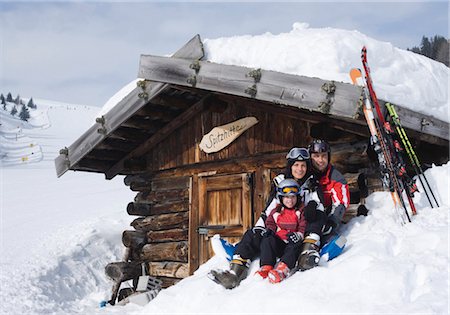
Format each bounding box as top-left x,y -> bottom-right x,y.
278,186 -> 300,195
286,147 -> 310,161
309,140 -> 330,153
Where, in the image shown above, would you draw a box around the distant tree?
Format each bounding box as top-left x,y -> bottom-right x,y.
10,105 -> 18,116
19,105 -> 30,121
27,98 -> 37,109
6,92 -> 13,102
408,35 -> 449,67
14,94 -> 20,105
0,94 -> 4,103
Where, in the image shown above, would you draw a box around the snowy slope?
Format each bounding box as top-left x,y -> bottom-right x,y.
1,100 -> 135,315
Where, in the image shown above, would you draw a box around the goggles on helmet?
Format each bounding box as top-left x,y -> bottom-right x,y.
280,186 -> 299,194
309,140 -> 330,153
286,147 -> 310,161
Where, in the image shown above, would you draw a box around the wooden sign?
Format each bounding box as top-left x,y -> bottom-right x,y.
199,117 -> 258,153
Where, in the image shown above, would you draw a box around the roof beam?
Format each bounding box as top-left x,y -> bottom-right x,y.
105,95 -> 209,179
55,34 -> 205,178
139,55 -> 448,142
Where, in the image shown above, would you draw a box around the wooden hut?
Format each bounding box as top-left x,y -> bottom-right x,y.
54,35 -> 449,288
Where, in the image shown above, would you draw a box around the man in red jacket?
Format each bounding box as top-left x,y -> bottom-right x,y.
298,139 -> 350,270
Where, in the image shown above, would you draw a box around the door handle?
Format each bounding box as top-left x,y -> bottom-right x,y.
197,225 -> 226,235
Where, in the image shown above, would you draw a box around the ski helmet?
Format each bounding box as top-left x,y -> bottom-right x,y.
276,179 -> 301,206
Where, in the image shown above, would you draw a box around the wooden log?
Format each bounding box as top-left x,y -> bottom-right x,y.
127,200 -> 189,216
147,228 -> 188,242
134,189 -> 189,203
122,230 -> 147,248
148,262 -> 189,278
140,241 -> 188,262
159,276 -> 182,289
105,261 -> 142,282
130,212 -> 189,231
128,176 -> 191,192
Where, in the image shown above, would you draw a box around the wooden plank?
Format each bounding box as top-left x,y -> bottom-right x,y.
105,95 -> 208,179
139,55 -> 449,142
188,175 -> 199,275
55,34 -> 205,178
148,262 -> 189,278
382,101 -> 449,141
140,241 -> 188,262
138,55 -> 362,120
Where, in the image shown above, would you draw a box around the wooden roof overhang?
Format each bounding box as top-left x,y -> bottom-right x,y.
54,35 -> 449,179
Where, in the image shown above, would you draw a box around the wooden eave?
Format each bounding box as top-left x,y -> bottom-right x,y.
55,34 -> 449,179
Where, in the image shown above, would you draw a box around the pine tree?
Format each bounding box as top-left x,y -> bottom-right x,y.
420,36 -> 432,58
19,105 -> 30,121
0,94 -> 4,103
408,35 -> 449,67
14,94 -> 20,105
10,105 -> 18,116
27,98 -> 37,109
6,92 -> 13,102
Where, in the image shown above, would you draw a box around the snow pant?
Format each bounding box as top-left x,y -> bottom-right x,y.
233,228 -> 263,261
305,210 -> 327,238
260,234 -> 302,269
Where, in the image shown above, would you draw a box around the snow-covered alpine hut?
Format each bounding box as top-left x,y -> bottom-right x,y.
54,34 -> 449,288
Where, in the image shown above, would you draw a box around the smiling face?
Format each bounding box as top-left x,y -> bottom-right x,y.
291,160 -> 308,180
311,152 -> 329,172
281,194 -> 297,208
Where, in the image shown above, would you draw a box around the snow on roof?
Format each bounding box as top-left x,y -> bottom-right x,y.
203,22 -> 449,122
98,23 -> 449,123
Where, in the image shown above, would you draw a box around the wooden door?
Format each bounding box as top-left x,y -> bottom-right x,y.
197,173 -> 253,264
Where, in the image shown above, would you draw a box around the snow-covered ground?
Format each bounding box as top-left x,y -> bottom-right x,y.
1,101 -> 449,315
1,101 -> 135,314
1,24 -> 449,315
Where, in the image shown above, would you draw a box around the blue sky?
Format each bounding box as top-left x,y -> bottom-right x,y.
1,1 -> 448,107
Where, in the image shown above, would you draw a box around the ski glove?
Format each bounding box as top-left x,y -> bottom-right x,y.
252,226 -> 267,237
286,232 -> 303,244
304,201 -> 319,222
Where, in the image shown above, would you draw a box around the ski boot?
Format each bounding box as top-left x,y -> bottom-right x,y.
268,262 -> 290,283
298,233 -> 321,271
255,265 -> 273,279
208,256 -> 249,289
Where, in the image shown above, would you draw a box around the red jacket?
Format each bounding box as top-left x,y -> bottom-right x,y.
319,164 -> 350,213
265,204 -> 306,242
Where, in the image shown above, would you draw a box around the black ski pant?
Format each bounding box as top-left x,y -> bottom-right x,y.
305,210 -> 327,238
233,228 -> 263,261
260,234 -> 302,269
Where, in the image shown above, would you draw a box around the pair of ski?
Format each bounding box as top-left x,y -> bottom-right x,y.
350,47 -> 439,224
